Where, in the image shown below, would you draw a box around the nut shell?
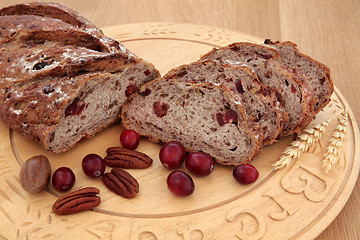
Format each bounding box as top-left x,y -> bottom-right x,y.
19,155 -> 51,194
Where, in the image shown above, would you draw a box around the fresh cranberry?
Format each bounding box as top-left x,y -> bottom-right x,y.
82,154 -> 105,178
167,170 -> 195,196
233,164 -> 259,184
185,152 -> 214,176
159,141 -> 186,169
120,129 -> 140,150
52,167 -> 76,192
65,99 -> 85,116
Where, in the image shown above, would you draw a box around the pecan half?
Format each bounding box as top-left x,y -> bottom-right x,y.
104,147 -> 153,169
102,168 -> 139,198
52,187 -> 101,215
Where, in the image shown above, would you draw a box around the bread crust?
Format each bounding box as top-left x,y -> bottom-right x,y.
0,3 -> 160,153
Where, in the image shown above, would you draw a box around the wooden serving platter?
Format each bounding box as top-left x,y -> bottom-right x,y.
0,23 -> 359,240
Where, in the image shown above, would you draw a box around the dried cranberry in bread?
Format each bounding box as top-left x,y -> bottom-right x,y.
121,78 -> 259,166
0,3 -> 160,153
163,60 -> 283,145
201,42 -> 316,136
264,40 -> 333,113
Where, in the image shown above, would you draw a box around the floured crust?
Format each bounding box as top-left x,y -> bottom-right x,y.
0,3 -> 160,153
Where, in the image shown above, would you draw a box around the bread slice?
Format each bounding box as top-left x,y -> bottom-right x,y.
163,60 -> 284,145
121,78 -> 259,166
264,40 -> 333,113
201,42 -> 316,136
0,3 -> 160,153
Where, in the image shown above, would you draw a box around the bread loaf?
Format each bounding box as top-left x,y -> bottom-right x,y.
121,42 -> 333,166
0,3 -> 160,153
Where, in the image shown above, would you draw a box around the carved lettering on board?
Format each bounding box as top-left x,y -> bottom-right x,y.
226,208 -> 266,240
263,188 -> 300,221
130,221 -> 167,240
177,225 -> 214,240
280,160 -> 336,202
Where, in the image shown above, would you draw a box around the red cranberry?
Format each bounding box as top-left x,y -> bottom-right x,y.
216,110 -> 238,126
153,101 -> 169,118
216,112 -> 225,126
236,80 -> 245,93
144,69 -> 151,76
185,152 -> 214,176
52,167 -> 75,192
125,84 -> 137,97
120,129 -> 140,150
82,154 -> 105,178
139,88 -> 151,96
167,170 -> 195,196
233,164 -> 259,184
65,99 -> 85,116
159,141 -> 186,169
224,110 -> 238,124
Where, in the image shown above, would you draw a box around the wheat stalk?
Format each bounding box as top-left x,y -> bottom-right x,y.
322,110 -> 348,173
273,120 -> 330,170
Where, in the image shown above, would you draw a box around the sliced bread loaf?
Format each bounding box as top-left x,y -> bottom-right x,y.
201,42 -> 316,136
121,78 -> 260,166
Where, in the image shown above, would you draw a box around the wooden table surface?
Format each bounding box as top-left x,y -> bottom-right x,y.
0,0 -> 359,239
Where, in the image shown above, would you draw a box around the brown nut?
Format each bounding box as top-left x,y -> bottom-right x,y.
19,155 -> 51,194
52,187 -> 101,215
104,147 -> 153,169
102,168 -> 139,198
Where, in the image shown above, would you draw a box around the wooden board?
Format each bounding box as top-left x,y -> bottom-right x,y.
0,23 -> 359,240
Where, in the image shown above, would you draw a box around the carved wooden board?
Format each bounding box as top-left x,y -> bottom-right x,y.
0,23 -> 359,240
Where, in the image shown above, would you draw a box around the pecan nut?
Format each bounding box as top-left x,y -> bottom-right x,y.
52,187 -> 101,215
102,168 -> 139,198
104,147 -> 153,169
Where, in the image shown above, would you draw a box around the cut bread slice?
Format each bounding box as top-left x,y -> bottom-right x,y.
264,40 -> 333,113
121,78 -> 260,166
163,60 -> 284,145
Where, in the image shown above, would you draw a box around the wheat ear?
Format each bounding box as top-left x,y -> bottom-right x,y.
322,110 -> 348,173
273,120 -> 330,170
